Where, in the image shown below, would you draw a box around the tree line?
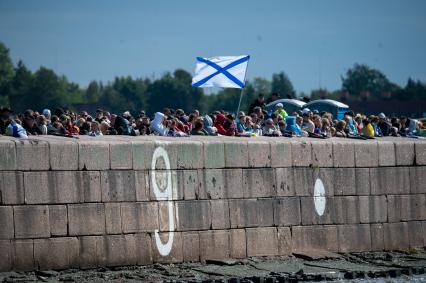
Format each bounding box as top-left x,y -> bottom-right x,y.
1,42 -> 425,115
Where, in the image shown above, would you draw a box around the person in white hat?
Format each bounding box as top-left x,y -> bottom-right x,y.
274,103 -> 288,119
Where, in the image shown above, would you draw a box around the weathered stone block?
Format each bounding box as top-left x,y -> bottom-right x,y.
132,140 -> 155,170
224,169 -> 244,199
378,141 -> 396,166
334,196 -> 360,224
274,197 -> 301,226
49,205 -> 68,236
246,227 -> 278,257
99,235 -> 137,266
203,141 -> 225,169
135,233 -> 153,265
359,195 -> 387,223
370,167 -> 410,195
338,224 -> 371,252
79,141 -> 110,170
176,141 -> 203,169
110,141 -> 133,169
224,141 -> 249,168
34,237 -> 79,270
25,171 -> 82,204
148,169 -> 178,201
12,239 -> 34,271
384,222 -> 409,251
333,140 -> 355,167
394,141 -> 415,166
0,171 -> 24,204
334,168 -> 356,195
243,168 -> 275,198
182,232 -> 200,262
0,240 -> 12,271
291,140 -> 312,167
230,229 -> 246,258
354,141 -> 379,167
422,221 -> 426,247
415,142 -> 426,165
177,170 -> 199,200
77,171 -> 102,202
0,206 -> 14,239
275,168 -> 294,196
400,194 -> 426,221
152,231 -> 183,263
0,140 -> 16,170
387,195 -> 402,222
229,199 -> 274,228
105,203 -> 122,234
248,141 -> 271,167
176,200 -> 211,231
14,205 -> 50,238
15,139 -> 49,170
78,236 -> 103,268
48,140 -> 78,170
158,201 -> 178,232
292,225 -> 338,253
270,140 -> 292,168
68,203 -> 105,235
200,230 -> 230,260
101,171 -> 137,202
293,168 -> 313,196
407,221 -> 424,248
300,197 -> 334,225
211,200 -> 230,229
311,141 -> 333,167
277,227 -> 292,256
355,168 -> 370,195
409,167 -> 426,194
135,170 -> 150,201
203,169 -> 225,199
370,224 -> 384,251
121,202 -> 159,233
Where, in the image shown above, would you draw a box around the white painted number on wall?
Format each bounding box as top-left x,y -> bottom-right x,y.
151,146 -> 178,256
313,178 -> 326,216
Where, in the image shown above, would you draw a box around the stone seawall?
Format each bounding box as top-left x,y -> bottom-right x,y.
0,136 -> 425,271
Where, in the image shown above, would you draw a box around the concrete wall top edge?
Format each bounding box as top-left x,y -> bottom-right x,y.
0,136 -> 424,170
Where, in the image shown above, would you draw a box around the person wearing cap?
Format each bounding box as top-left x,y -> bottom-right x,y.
377,112 -> 392,136
285,116 -> 302,136
301,112 -> 315,133
262,118 -> 281,136
274,103 -> 288,119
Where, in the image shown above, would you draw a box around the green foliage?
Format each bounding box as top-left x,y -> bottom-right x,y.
341,64 -> 400,101
0,42 -> 14,97
1,42 -> 425,115
272,71 -> 295,97
146,70 -> 203,114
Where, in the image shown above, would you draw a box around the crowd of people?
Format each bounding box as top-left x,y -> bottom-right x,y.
1,93 -> 425,139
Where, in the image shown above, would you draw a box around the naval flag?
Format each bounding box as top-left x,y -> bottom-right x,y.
191,55 -> 250,89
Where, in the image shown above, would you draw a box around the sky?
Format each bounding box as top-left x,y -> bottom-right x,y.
1,0 -> 426,94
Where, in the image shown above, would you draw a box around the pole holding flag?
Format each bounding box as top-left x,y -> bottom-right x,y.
192,55 -> 250,114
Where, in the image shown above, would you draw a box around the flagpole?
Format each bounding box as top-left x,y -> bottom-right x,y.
236,88 -> 244,115
236,58 -> 250,115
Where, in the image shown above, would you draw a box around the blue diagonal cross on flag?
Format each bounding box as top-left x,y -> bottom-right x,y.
192,55 -> 250,88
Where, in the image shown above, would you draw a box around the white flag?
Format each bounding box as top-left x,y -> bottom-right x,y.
192,55 -> 250,89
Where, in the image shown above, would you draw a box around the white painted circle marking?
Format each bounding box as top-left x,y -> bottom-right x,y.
314,178 -> 326,216
151,146 -> 176,256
